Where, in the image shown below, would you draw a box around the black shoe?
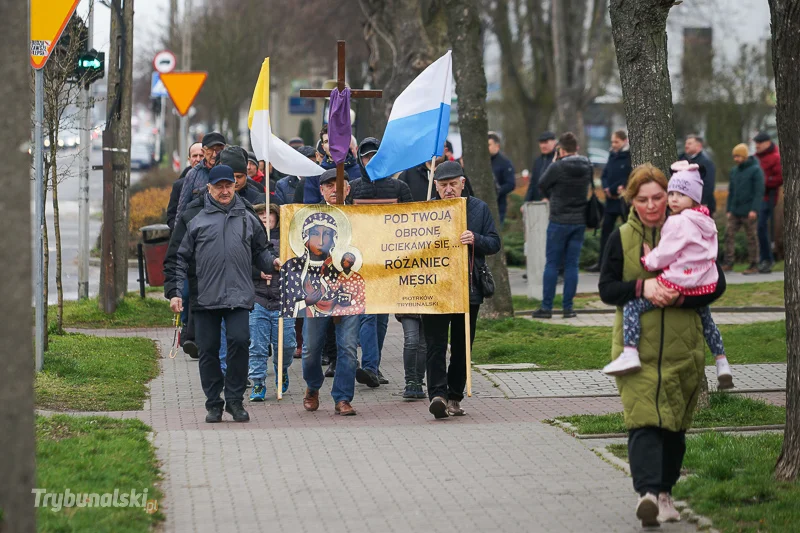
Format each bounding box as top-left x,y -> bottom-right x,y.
585,263 -> 601,273
562,309 -> 577,319
758,260 -> 773,274
225,401 -> 250,423
531,308 -> 552,319
377,370 -> 388,384
183,339 -> 199,359
356,368 -> 380,388
522,273 -> 528,280
324,363 -> 335,378
205,405 -> 223,423
321,354 -> 330,366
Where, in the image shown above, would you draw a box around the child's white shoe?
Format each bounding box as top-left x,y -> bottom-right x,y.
716,357 -> 734,390
603,347 -> 642,376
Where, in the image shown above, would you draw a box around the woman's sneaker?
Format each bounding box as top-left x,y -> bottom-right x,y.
603,347 -> 642,376
716,357 -> 734,390
249,383 -> 266,402
657,493 -> 681,523
403,383 -> 418,400
636,493 -> 660,528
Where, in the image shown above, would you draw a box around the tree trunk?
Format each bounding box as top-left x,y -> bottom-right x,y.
110,0 -> 134,301
609,0 -> 677,173
50,140 -> 64,334
0,0 -> 37,527
359,0 -> 445,136
768,0 -> 800,482
444,0 -> 513,319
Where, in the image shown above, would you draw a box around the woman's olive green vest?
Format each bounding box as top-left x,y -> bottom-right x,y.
611,212 -> 706,431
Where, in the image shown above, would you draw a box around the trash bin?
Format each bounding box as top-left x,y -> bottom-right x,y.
140,224 -> 171,287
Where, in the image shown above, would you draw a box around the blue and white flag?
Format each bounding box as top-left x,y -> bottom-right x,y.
366,51 -> 453,181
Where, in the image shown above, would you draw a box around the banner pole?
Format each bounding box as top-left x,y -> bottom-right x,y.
465,312 -> 472,397
425,156 -> 437,201
277,316 -> 284,400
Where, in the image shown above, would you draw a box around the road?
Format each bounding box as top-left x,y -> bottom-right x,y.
31,145 -> 147,304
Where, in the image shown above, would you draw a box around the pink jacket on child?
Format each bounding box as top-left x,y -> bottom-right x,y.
642,206 -> 719,295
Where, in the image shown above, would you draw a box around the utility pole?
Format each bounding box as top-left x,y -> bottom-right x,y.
78,2 -> 94,300
179,0 -> 192,164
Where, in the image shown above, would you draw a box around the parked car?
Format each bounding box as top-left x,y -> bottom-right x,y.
130,143 -> 154,170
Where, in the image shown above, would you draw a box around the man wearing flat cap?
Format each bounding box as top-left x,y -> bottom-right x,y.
176,131 -> 227,221
422,161 -> 500,419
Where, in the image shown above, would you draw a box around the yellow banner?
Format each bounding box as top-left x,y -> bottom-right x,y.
279,199 -> 469,318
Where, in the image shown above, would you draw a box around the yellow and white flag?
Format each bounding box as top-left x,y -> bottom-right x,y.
248,58 -> 325,176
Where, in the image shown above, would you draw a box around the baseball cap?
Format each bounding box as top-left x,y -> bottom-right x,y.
208,165 -> 235,184
202,132 -> 226,148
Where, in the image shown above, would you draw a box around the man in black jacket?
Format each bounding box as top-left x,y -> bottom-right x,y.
423,161 -> 501,419
678,134 -> 716,215
587,130 -> 632,272
164,165 -> 279,424
524,131 -> 558,203
350,137 -> 413,386
533,132 -> 592,319
488,132 -> 516,224
167,142 -> 203,230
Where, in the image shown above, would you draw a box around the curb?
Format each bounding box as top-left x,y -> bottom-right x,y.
514,306 -> 785,316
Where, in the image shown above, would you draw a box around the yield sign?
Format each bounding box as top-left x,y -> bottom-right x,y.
30,0 -> 82,69
159,72 -> 208,116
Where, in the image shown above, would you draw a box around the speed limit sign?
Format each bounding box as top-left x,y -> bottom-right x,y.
153,50 -> 177,74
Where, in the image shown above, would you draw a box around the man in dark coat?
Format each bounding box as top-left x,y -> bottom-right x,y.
276,145 -> 316,205
176,132 -> 226,221
348,137 -> 413,387
587,130 -> 632,272
524,131 -> 558,203
164,165 -> 279,424
533,132 -> 592,319
300,125 -> 361,204
168,142 -> 204,230
678,134 -> 716,215
423,161 -> 501,419
488,132 -> 516,224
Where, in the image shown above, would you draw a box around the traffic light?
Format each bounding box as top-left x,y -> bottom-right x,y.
76,49 -> 105,86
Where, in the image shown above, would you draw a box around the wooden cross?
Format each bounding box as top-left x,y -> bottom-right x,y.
300,40 -> 382,205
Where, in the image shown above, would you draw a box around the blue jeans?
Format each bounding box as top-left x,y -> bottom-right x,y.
248,304 -> 296,385
542,222 -> 586,310
758,199 -> 775,264
359,314 -> 389,373
303,315 -> 359,404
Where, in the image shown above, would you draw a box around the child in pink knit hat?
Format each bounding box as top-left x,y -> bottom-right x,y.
603,161 -> 733,389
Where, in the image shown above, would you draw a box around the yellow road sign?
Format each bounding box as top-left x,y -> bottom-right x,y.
30,0 -> 82,69
159,72 -> 208,116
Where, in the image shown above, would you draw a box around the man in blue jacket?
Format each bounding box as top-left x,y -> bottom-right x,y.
587,130 -> 632,272
488,132 -> 516,224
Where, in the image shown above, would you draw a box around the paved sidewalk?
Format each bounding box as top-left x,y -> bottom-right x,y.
481,363 -> 786,399
525,311 -> 785,327
509,266 -> 785,298
72,325 -> 701,533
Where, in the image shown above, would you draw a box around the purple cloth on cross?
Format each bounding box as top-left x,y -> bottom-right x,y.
328,87 -> 352,165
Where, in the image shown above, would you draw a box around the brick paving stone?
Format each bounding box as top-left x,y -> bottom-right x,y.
526,311 -> 785,327
64,324 -> 707,532
483,364 -> 786,399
